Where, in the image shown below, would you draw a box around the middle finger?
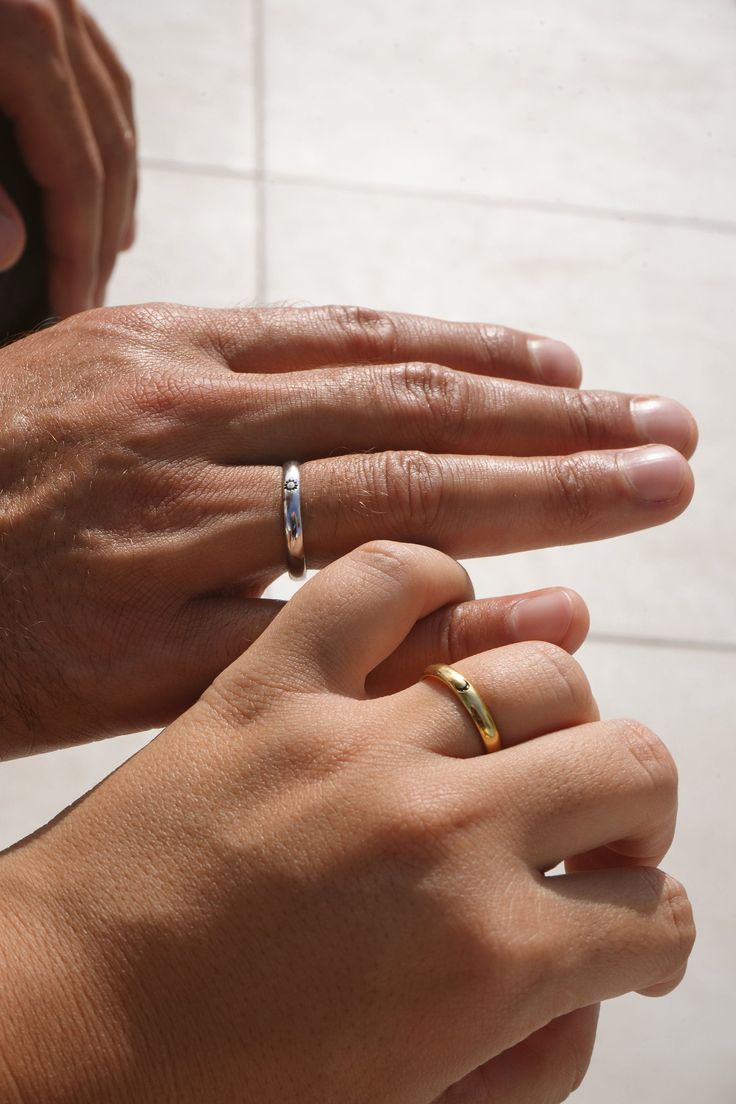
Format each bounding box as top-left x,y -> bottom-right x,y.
205,365 -> 698,463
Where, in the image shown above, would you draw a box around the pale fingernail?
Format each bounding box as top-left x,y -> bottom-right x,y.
510,589 -> 574,644
630,396 -> 695,452
527,338 -> 582,386
619,445 -> 689,501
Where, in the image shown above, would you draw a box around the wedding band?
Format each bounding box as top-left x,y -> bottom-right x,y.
422,664 -> 502,754
283,461 -> 306,579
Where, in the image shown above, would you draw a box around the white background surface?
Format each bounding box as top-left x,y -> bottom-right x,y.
1,2 -> 734,1100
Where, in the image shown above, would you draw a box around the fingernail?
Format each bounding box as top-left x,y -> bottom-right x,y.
630,396 -> 695,452
510,589 -> 574,644
527,338 -> 582,387
0,209 -> 25,270
619,445 -> 689,501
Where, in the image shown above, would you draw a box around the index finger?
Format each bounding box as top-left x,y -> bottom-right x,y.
208,304 -> 583,386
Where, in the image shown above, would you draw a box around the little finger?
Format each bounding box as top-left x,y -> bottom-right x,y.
473,718 -> 678,871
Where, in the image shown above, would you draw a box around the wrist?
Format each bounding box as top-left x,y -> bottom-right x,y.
0,851 -> 141,1104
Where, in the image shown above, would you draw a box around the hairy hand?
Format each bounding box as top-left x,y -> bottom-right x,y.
0,303 -> 696,754
0,543 -> 695,1103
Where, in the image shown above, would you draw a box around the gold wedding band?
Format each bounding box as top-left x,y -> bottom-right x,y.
422,664 -> 502,754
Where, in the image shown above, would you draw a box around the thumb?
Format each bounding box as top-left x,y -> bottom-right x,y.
0,185 -> 26,270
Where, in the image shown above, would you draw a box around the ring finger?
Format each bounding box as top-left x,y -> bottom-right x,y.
208,365 -> 697,462
175,446 -> 693,592
395,639 -> 599,757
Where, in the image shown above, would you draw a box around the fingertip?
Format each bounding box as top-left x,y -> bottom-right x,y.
527,337 -> 583,388
508,587 -> 589,652
630,396 -> 699,458
618,445 -> 694,511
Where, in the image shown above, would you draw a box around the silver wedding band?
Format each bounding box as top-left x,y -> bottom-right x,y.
283,461 -> 306,580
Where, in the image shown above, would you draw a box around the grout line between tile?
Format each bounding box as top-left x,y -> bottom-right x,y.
252,0 -> 267,303
587,632 -> 736,655
139,156 -> 257,180
139,156 -> 736,239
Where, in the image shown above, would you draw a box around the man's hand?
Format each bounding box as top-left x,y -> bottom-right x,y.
0,303 -> 696,757
0,0 -> 136,314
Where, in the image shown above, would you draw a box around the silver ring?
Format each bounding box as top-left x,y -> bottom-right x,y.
282,461 -> 306,580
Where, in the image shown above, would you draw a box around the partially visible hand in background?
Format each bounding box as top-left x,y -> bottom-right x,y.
0,0 -> 136,313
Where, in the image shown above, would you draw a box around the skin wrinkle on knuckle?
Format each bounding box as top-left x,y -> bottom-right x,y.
479,323 -> 516,372
520,641 -> 593,719
544,454 -> 598,533
616,719 -> 678,797
324,304 -> 400,363
557,388 -> 612,450
378,450 -> 447,534
658,876 -> 696,964
439,601 -> 474,664
637,868 -> 696,972
347,540 -> 428,596
387,361 -> 473,450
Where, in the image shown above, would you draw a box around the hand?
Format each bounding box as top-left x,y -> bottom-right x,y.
0,543 -> 695,1103
0,302 -> 696,755
0,0 -> 136,313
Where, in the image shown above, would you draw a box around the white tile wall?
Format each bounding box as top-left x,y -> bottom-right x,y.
2,1 -> 734,1100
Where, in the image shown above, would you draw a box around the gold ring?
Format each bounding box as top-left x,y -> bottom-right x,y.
422,664 -> 502,754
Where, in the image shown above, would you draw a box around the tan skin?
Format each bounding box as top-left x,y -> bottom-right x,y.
0,543 -> 695,1103
0,0 -> 136,311
0,302 -> 697,756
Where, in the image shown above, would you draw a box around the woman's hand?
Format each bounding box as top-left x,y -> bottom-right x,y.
0,302 -> 696,754
0,543 -> 695,1104
0,0 -> 136,313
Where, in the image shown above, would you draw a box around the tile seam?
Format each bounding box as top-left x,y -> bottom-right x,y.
139,157 -> 736,238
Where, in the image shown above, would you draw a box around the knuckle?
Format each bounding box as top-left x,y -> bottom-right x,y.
74,145 -> 105,193
556,388 -> 610,450
440,601 -> 475,664
617,719 -> 678,797
374,450 -> 447,533
102,124 -> 136,170
348,539 -> 421,581
522,641 -> 595,720
325,304 -> 400,362
641,868 -> 696,966
386,361 -> 471,448
544,454 -> 597,533
17,0 -> 60,43
478,323 -> 521,373
659,875 -> 697,961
